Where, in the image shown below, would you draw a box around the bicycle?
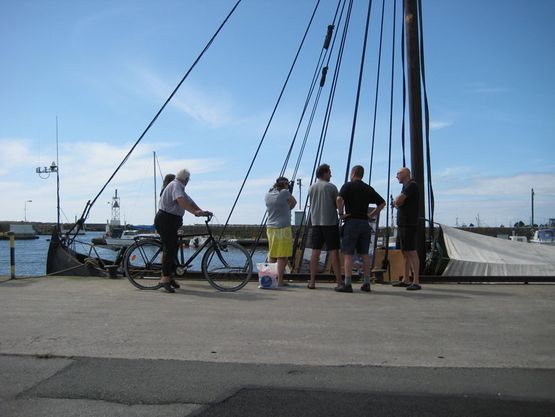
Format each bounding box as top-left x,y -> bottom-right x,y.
123,213 -> 253,292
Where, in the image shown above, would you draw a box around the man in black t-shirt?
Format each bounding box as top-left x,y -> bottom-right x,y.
336,165 -> 385,293
393,167 -> 421,290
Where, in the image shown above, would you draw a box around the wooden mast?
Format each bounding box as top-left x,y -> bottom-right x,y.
404,0 -> 426,269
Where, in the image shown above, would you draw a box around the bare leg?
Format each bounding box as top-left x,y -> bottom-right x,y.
361,254 -> 371,278
309,249 -> 321,288
402,251 -> 411,284
343,254 -> 353,280
407,250 -> 420,284
276,257 -> 288,286
329,249 -> 342,285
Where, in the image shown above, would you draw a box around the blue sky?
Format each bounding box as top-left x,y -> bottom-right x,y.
1,0 -> 553,227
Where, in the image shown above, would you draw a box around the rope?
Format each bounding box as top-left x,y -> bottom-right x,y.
344,0 -> 374,182
292,0 -> 353,268
221,0 -> 322,237
249,0 -> 345,258
367,0 -> 386,184
67,0 -> 243,244
401,0 -> 407,167
312,0 -> 353,176
383,0 -> 398,263
417,0 -> 435,233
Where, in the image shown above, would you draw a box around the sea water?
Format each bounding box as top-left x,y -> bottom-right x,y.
0,232 -> 268,277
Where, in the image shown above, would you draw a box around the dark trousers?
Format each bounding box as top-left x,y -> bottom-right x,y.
154,210 -> 183,276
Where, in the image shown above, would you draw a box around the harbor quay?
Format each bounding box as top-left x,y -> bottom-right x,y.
0,220 -> 540,240
0,276 -> 554,416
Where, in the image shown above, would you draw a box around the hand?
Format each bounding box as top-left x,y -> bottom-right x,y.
339,213 -> 350,220
194,210 -> 210,217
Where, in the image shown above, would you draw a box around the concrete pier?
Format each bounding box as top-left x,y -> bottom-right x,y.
0,276 -> 554,416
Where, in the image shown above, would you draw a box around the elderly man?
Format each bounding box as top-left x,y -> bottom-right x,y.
393,167 -> 421,291
336,165 -> 385,293
155,168 -> 211,293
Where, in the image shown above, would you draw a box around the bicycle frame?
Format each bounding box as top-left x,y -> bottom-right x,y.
175,214 -> 230,271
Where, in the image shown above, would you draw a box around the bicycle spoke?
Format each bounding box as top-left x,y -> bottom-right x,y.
202,241 -> 253,291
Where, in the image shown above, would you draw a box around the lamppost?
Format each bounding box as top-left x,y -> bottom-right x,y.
24,200 -> 32,222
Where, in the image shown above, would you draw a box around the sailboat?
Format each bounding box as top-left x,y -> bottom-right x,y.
46,0 -> 555,280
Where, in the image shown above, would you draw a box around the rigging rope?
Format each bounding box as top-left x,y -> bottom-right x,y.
367,0 -> 386,184
344,0 -> 374,182
68,0 -> 243,243
401,0 -> 407,167
291,0 -> 353,269
383,0 -> 398,261
248,0 -> 346,258
220,0 -> 322,236
417,0 -> 435,234
311,0 -> 353,177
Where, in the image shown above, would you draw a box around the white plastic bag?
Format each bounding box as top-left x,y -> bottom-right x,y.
257,262 -> 278,289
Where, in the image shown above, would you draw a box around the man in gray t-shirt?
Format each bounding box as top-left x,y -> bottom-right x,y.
307,164 -> 342,289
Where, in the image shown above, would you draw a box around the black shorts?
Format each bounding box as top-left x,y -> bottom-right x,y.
399,225 -> 417,251
310,225 -> 340,251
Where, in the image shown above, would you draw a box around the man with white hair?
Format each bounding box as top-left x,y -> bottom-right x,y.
154,168 -> 211,293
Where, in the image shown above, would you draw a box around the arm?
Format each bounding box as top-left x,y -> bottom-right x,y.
288,194 -> 297,209
336,196 -> 349,219
394,193 -> 406,208
369,201 -> 386,219
176,196 -> 209,217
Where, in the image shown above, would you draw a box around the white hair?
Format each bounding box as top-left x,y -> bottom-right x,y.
176,168 -> 190,182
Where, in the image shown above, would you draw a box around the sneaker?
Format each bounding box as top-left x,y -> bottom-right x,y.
335,284 -> 353,293
360,283 -> 371,292
392,281 -> 410,287
406,283 -> 422,291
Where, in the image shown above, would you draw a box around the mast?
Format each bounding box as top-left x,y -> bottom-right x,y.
404,0 -> 426,269
153,151 -> 157,217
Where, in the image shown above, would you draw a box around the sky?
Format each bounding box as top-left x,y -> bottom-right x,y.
0,0 -> 553,228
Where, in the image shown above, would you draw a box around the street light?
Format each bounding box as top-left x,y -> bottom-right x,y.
24,200 -> 32,222
296,178 -> 302,210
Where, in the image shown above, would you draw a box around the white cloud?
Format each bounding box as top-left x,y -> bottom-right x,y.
465,82 -> 510,94
0,139 -> 34,175
432,171 -> 555,226
430,120 -> 453,131
134,67 -> 233,128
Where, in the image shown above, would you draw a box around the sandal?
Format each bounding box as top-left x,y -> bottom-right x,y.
307,283 -> 316,290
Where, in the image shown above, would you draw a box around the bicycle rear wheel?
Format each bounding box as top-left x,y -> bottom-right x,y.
202,241 -> 253,292
124,239 -> 163,290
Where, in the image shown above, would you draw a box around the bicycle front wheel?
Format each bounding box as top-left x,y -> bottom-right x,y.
202,241 -> 253,292
123,239 -> 163,290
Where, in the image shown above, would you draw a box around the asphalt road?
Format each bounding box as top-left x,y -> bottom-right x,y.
0,276 -> 554,416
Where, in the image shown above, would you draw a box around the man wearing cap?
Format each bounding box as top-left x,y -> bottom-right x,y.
155,168 -> 211,293
336,165 -> 385,293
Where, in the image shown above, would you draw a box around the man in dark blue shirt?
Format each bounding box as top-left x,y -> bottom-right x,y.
393,167 -> 421,290
336,165 -> 385,293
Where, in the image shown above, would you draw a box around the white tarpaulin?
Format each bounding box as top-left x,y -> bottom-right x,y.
441,225 -> 555,276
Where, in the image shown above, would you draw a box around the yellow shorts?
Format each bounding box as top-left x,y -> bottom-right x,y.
267,227 -> 293,258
